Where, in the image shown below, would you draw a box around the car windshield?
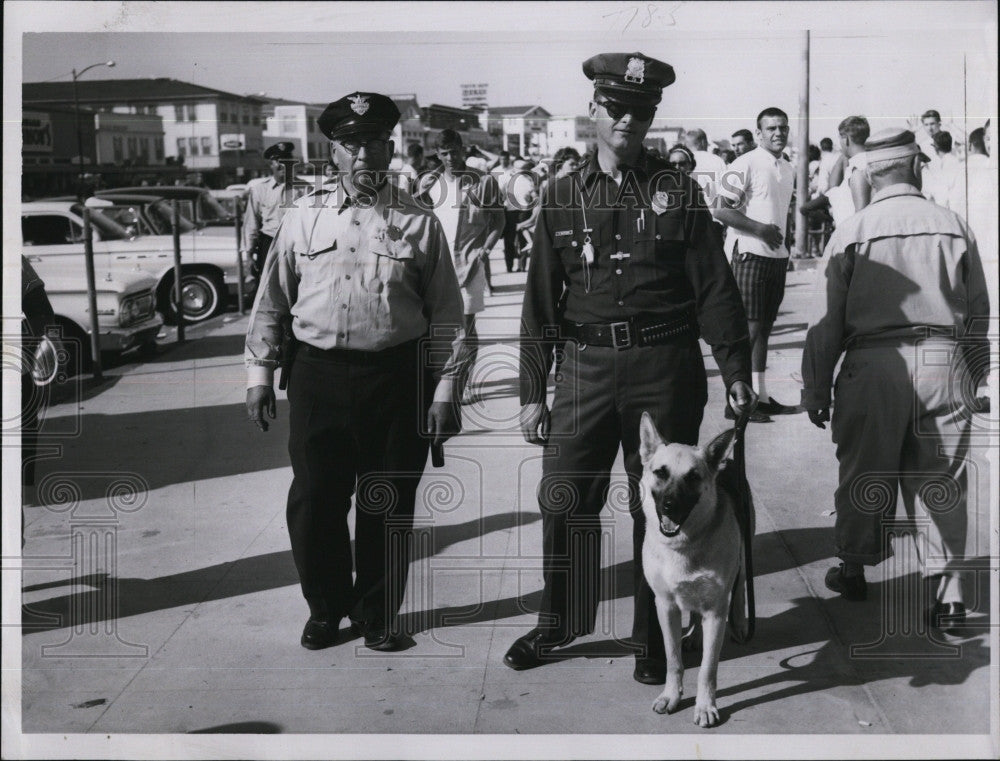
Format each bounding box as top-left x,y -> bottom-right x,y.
146,199 -> 198,234
197,192 -> 233,223
69,203 -> 135,241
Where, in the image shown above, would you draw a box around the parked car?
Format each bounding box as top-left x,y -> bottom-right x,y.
100,186 -> 235,228
28,259 -> 163,374
45,192 -> 200,238
22,200 -> 253,323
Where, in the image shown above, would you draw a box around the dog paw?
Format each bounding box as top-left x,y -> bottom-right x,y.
651,688 -> 682,715
693,701 -> 720,728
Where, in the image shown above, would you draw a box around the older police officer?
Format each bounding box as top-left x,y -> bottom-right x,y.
245,93 -> 465,652
509,53 -> 756,683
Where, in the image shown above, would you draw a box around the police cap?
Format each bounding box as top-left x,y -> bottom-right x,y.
262,141 -> 295,161
318,92 -> 401,141
864,128 -> 930,163
583,52 -> 675,106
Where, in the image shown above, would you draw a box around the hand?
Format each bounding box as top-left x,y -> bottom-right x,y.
808,408 -> 830,429
727,381 -> 758,417
427,401 -> 461,446
759,223 -> 784,249
246,385 -> 276,432
520,402 -> 551,446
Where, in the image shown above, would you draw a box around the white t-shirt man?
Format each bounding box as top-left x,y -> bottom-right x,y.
717,146 -> 795,258
826,151 -> 868,227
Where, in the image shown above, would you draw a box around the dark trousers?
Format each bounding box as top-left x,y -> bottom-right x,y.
285,342 -> 431,629
250,233 -> 275,281
537,337 -> 707,659
502,210 -> 526,272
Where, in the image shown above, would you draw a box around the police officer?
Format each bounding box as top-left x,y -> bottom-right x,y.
245,93 -> 465,652
242,141 -> 297,280
508,52 -> 757,683
802,128 -> 990,632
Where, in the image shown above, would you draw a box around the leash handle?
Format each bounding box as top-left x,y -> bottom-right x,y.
733,407 -> 756,641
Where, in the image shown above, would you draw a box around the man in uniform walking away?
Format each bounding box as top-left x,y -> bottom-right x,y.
242,141 -> 299,281
420,129 -> 505,403
715,107 -> 797,421
509,52 -> 756,685
245,92 -> 465,652
802,128 -> 990,633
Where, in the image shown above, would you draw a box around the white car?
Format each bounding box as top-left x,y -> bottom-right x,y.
38,266 -> 164,374
21,200 -> 253,324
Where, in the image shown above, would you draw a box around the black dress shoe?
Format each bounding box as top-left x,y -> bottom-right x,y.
724,405 -> 772,423
363,628 -> 404,652
300,618 -> 339,650
824,564 -> 867,601
928,602 -> 966,634
756,396 -> 798,415
633,658 -> 667,685
503,629 -> 576,670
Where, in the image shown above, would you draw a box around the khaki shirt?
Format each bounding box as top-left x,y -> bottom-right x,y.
802,183 -> 990,408
242,177 -> 292,253
245,181 -> 466,402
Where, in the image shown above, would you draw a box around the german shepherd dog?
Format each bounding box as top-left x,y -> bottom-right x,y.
638,412 -> 752,728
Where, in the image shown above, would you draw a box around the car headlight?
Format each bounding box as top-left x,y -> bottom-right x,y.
119,292 -> 156,327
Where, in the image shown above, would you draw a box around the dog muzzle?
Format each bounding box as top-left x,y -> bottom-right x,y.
656,503 -> 687,537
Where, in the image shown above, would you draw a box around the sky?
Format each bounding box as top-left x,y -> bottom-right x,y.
13,3 -> 1000,144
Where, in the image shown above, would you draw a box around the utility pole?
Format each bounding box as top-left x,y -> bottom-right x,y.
793,30 -> 810,259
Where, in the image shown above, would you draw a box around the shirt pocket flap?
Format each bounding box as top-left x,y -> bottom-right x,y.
370,238 -> 416,261
298,242 -> 337,260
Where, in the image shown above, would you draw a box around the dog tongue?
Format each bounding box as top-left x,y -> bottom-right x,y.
660,515 -> 680,535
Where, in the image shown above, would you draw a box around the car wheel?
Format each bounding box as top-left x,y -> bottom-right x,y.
162,272 -> 223,324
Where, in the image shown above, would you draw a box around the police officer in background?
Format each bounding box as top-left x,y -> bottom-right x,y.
509,52 -> 756,684
242,141 -> 297,280
245,93 -> 465,652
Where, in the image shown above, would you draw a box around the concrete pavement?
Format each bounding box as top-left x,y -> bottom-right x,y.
10,250 -> 997,756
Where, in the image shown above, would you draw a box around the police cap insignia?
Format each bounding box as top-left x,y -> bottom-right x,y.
349,94 -> 370,115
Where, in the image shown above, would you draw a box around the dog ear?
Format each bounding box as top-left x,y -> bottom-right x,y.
639,411 -> 664,463
704,428 -> 736,472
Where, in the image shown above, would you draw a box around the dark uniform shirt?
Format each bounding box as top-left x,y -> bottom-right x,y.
520,150 -> 751,404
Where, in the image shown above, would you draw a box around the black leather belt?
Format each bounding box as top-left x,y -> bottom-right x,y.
563,314 -> 694,349
300,339 -> 419,364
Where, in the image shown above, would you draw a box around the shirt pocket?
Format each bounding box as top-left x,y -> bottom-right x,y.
295,243 -> 339,286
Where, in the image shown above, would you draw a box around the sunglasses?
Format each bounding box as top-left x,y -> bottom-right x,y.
596,99 -> 656,123
669,160 -> 692,169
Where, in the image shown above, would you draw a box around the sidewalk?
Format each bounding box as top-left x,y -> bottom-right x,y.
13,253 -> 996,749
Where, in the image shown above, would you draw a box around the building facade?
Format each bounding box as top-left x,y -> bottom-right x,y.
481,106 -> 551,158
262,100 -> 329,168
94,112 -> 166,166
546,116 -> 597,156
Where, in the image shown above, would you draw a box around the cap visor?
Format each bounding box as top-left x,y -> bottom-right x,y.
595,84 -> 661,107
328,121 -> 390,140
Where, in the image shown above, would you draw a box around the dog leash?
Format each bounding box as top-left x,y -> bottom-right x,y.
732,407 -> 756,641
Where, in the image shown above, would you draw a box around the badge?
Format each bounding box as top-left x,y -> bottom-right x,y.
624,57 -> 646,84
651,191 -> 670,216
349,94 -> 370,115
386,224 -> 403,241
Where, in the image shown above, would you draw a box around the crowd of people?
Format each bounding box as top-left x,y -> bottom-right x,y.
237,50 -> 992,704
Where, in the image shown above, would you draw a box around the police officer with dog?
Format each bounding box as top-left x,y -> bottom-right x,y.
509,52 -> 757,684
245,92 -> 465,652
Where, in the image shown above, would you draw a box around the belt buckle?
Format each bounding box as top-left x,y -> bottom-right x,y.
611,321 -> 632,350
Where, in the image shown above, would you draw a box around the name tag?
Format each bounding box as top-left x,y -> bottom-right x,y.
554,229 -> 573,238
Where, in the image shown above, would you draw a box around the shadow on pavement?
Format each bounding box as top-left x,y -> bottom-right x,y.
22,511 -> 538,634
145,333 -> 246,364
189,721 -> 282,733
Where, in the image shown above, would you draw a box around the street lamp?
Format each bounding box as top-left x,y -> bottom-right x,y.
72,60 -> 115,199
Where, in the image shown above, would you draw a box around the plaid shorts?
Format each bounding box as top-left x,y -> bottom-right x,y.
731,246 -> 788,324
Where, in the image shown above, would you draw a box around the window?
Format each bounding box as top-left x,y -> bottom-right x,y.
308,116 -> 316,133
282,116 -> 296,133
113,136 -> 124,163
201,136 -> 212,155
175,105 -> 185,122
188,137 -> 199,156
187,104 -> 197,122
218,110 -> 227,124
252,115 -> 260,126
139,138 -> 151,164
242,111 -> 249,125
176,137 -> 186,157
155,140 -> 164,161
22,214 -> 83,246
127,137 -> 138,158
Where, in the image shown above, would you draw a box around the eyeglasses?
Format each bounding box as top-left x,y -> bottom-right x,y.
338,137 -> 388,155
668,160 -> 692,170
596,99 -> 656,123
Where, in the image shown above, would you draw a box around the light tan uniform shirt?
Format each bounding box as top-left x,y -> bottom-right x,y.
802,183 -> 990,408
245,181 -> 466,401
241,177 -> 292,253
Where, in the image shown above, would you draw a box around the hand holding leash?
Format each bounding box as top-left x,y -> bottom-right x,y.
727,380 -> 758,418
808,407 -> 830,429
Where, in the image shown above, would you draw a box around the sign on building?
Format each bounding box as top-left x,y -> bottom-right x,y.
461,83 -> 489,110
23,112 -> 53,153
219,133 -> 246,150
